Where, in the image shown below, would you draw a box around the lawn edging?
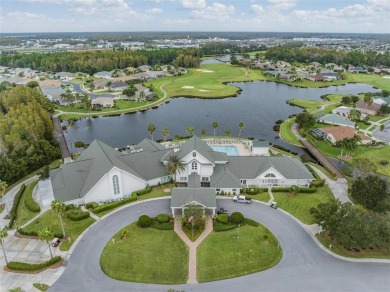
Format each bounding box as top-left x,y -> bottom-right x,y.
217,197 -> 390,263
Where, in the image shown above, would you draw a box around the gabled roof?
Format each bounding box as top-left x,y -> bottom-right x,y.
211,165 -> 241,188
226,157 -> 314,180
178,136 -> 216,164
136,138 -> 165,152
188,173 -> 201,188
171,188 -> 216,208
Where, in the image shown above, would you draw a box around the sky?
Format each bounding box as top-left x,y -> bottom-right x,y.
0,0 -> 389,34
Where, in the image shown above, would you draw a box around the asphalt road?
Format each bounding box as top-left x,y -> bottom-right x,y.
49,199 -> 390,292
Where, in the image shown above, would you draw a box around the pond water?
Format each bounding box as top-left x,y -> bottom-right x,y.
64,81 -> 378,154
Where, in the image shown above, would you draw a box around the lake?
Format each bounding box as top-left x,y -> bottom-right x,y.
64,81 -> 378,154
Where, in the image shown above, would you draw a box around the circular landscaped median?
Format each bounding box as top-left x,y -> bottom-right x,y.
197,220 -> 282,282
100,222 -> 188,284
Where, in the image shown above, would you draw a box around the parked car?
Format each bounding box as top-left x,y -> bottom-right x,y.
51,238 -> 61,247
269,201 -> 278,209
217,207 -> 228,215
233,195 -> 252,204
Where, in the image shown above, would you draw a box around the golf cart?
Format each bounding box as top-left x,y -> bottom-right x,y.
269,201 -> 278,209
217,207 -> 228,215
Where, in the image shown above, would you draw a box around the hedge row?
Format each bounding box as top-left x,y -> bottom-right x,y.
24,190 -> 40,213
7,256 -> 62,271
132,186 -> 152,197
67,210 -> 90,221
310,179 -> 325,187
150,222 -> 174,230
242,187 -> 267,195
8,184 -> 26,229
85,202 -> 98,209
92,196 -> 137,214
18,228 -> 64,239
213,221 -> 237,232
272,186 -> 317,193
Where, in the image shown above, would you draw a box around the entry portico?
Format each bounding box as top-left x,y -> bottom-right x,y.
171,188 -> 217,216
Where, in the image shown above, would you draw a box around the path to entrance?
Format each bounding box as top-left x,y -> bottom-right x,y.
174,216 -> 213,284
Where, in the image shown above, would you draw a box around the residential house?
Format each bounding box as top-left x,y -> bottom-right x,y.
320,126 -> 371,144
93,71 -> 112,79
332,106 -> 366,120
91,97 -> 115,108
41,87 -> 68,105
355,99 -> 381,115
110,81 -> 129,92
57,72 -> 76,81
307,75 -> 328,82
348,66 -> 367,74
321,72 -> 338,80
137,65 -> 151,72
251,140 -> 270,156
93,79 -> 110,90
317,114 -> 355,127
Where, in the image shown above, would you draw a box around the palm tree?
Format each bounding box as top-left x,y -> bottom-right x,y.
38,227 -> 54,258
147,123 -> 156,141
186,126 -> 195,137
212,122 -> 219,138
0,180 -> 7,198
0,226 -> 9,264
51,200 -> 66,238
238,122 -> 244,138
364,94 -> 373,110
161,128 -> 169,141
165,155 -> 185,184
224,129 -> 231,136
201,129 -> 206,137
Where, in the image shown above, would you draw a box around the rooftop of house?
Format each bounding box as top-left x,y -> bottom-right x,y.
321,126 -> 371,142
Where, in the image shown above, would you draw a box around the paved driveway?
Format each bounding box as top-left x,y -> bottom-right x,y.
49,199 -> 390,292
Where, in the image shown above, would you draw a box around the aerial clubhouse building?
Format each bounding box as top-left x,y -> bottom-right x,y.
49,136 -> 314,205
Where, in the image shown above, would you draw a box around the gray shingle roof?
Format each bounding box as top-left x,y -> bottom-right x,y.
176,136 -> 216,164
171,188 -> 216,208
226,156 -> 314,180
211,165 -> 241,188
252,140 -> 269,148
136,138 -> 165,152
188,173 -> 201,188
318,114 -> 355,127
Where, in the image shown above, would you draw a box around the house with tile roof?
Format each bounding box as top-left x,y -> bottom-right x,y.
46,136 -> 314,212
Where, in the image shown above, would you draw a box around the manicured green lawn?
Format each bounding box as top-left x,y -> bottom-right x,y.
137,184 -> 173,201
272,186 -> 334,224
354,145 -> 390,177
146,63 -> 265,99
280,117 -> 302,146
306,135 -> 342,158
316,233 -> 390,259
356,121 -> 372,130
22,209 -> 95,251
307,162 -> 336,180
33,283 -> 49,291
245,192 -> 270,202
100,223 -> 188,284
345,73 -> 390,91
197,224 -> 282,282
16,180 -> 40,227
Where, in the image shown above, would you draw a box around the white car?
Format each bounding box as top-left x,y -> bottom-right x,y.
233,195 -> 252,204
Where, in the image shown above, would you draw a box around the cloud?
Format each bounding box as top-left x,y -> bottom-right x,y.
7,11 -> 50,19
268,0 -> 297,10
180,0 -> 207,9
20,0 -> 96,3
191,2 -> 234,20
251,4 -> 264,14
146,8 -> 163,13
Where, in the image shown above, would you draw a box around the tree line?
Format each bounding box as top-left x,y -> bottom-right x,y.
0,48 -> 202,74
0,86 -> 61,184
265,47 -> 390,67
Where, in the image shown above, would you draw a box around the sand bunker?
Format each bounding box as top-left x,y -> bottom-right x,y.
199,89 -> 210,92
182,86 -> 194,89
196,69 -> 214,73
383,76 -> 390,79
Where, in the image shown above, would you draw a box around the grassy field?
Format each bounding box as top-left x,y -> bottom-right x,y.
307,162 -> 336,180
146,63 -> 265,99
345,73 -> 390,91
100,223 -> 188,284
272,186 -> 334,224
354,145 -> 390,177
197,224 -> 282,282
22,209 -> 95,251
279,117 -> 302,146
244,191 -> 270,202
16,180 -> 40,227
316,233 -> 390,259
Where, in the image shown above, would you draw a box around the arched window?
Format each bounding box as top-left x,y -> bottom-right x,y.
265,173 -> 276,177
191,161 -> 198,171
193,152 -> 196,157
112,175 -> 120,195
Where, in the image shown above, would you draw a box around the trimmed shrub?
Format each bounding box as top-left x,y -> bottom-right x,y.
25,191 -> 40,213
273,124 -> 280,131
17,228 -> 38,237
7,256 -> 62,271
214,221 -> 237,232
85,202 -> 98,209
67,210 -> 90,221
299,187 -> 317,193
156,214 -> 170,224
92,196 -> 137,214
64,204 -> 77,211
132,186 -> 152,197
216,214 -> 229,224
138,215 -> 152,228
310,179 -> 325,187
151,222 -> 174,230
8,184 -> 26,228
272,187 -> 291,192
230,212 -> 244,224
244,218 -> 259,227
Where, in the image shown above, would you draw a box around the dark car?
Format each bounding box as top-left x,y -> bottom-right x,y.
217,207 -> 228,215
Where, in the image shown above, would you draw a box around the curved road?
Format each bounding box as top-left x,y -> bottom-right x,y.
50,199 -> 390,292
